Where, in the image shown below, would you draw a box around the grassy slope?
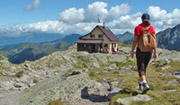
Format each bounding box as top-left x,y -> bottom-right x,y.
109,61 -> 180,105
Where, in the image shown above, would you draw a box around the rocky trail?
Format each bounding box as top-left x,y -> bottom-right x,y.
0,45 -> 180,105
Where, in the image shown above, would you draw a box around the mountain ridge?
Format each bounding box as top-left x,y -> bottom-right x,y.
0,34 -> 81,64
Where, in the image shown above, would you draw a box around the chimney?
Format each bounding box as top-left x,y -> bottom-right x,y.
103,22 -> 105,28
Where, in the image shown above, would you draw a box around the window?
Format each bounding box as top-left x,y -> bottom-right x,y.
113,43 -> 116,47
90,34 -> 95,38
104,44 -> 108,47
98,34 -> 103,38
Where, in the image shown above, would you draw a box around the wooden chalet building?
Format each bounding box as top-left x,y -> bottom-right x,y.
76,25 -> 119,53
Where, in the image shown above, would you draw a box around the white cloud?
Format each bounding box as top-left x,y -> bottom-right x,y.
107,12 -> 142,34
58,2 -> 130,23
107,3 -> 131,22
59,8 -> 85,24
2,2 -> 180,37
25,21 -> 67,33
147,6 -> 180,32
0,25 -> 24,37
24,0 -> 40,11
24,20 -> 100,35
84,2 -> 109,22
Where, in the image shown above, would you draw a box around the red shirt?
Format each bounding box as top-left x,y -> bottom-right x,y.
134,23 -> 156,36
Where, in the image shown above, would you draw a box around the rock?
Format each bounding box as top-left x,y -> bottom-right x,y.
115,95 -> 151,105
158,59 -> 170,67
14,83 -> 22,88
161,65 -> 171,70
92,62 -> 100,68
174,70 -> 180,75
104,64 -> 118,71
109,54 -> 127,63
1,81 -> 14,91
111,81 -> 119,87
93,53 -> 109,65
167,79 -> 179,85
24,64 -> 31,71
1,73 -> 100,105
59,63 -> 73,71
163,89 -> 177,93
81,87 -> 89,98
108,87 -> 122,99
101,79 -> 111,91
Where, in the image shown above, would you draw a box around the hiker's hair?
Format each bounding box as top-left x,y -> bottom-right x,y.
142,19 -> 150,26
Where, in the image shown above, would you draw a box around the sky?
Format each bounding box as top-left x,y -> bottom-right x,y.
1,0 -> 180,37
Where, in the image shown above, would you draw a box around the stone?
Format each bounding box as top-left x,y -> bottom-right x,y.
108,87 -> 122,99
158,59 -> 170,67
109,54 -> 127,63
174,70 -> 180,75
161,65 -> 171,70
111,81 -> 119,87
163,89 -> 177,93
59,63 -> 73,71
1,81 -> 14,91
93,62 -> 100,68
115,95 -> 151,105
167,79 -> 179,85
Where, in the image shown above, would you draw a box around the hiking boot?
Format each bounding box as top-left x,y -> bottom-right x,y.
139,82 -> 144,91
142,83 -> 150,94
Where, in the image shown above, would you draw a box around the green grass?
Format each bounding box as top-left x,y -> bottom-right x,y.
88,61 -> 136,83
73,59 -> 88,68
48,99 -> 69,105
119,43 -> 132,48
89,71 -> 96,77
159,61 -> 180,73
110,61 -> 136,67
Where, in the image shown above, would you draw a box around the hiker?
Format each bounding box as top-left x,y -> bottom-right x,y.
130,13 -> 157,94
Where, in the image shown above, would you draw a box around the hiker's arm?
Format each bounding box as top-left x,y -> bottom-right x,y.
131,35 -> 138,58
153,34 -> 157,60
131,35 -> 138,52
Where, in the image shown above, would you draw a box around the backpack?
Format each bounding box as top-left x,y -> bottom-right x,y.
138,25 -> 157,52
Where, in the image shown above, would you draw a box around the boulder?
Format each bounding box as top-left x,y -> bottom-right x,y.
115,95 -> 151,105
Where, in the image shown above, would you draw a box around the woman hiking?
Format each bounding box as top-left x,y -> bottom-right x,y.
130,13 -> 157,94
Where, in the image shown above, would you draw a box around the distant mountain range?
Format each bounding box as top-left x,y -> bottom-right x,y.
117,31 -> 134,44
118,23 -> 180,51
0,32 -> 66,46
1,23 -> 180,64
0,34 -> 81,64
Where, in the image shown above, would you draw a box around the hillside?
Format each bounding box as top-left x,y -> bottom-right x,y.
0,34 -> 81,64
156,24 -> 180,51
0,44 -> 180,105
118,31 -> 134,44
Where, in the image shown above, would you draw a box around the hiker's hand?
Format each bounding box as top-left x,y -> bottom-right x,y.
130,53 -> 134,59
153,53 -> 157,60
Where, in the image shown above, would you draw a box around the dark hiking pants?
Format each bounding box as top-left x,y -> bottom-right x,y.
136,48 -> 152,77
